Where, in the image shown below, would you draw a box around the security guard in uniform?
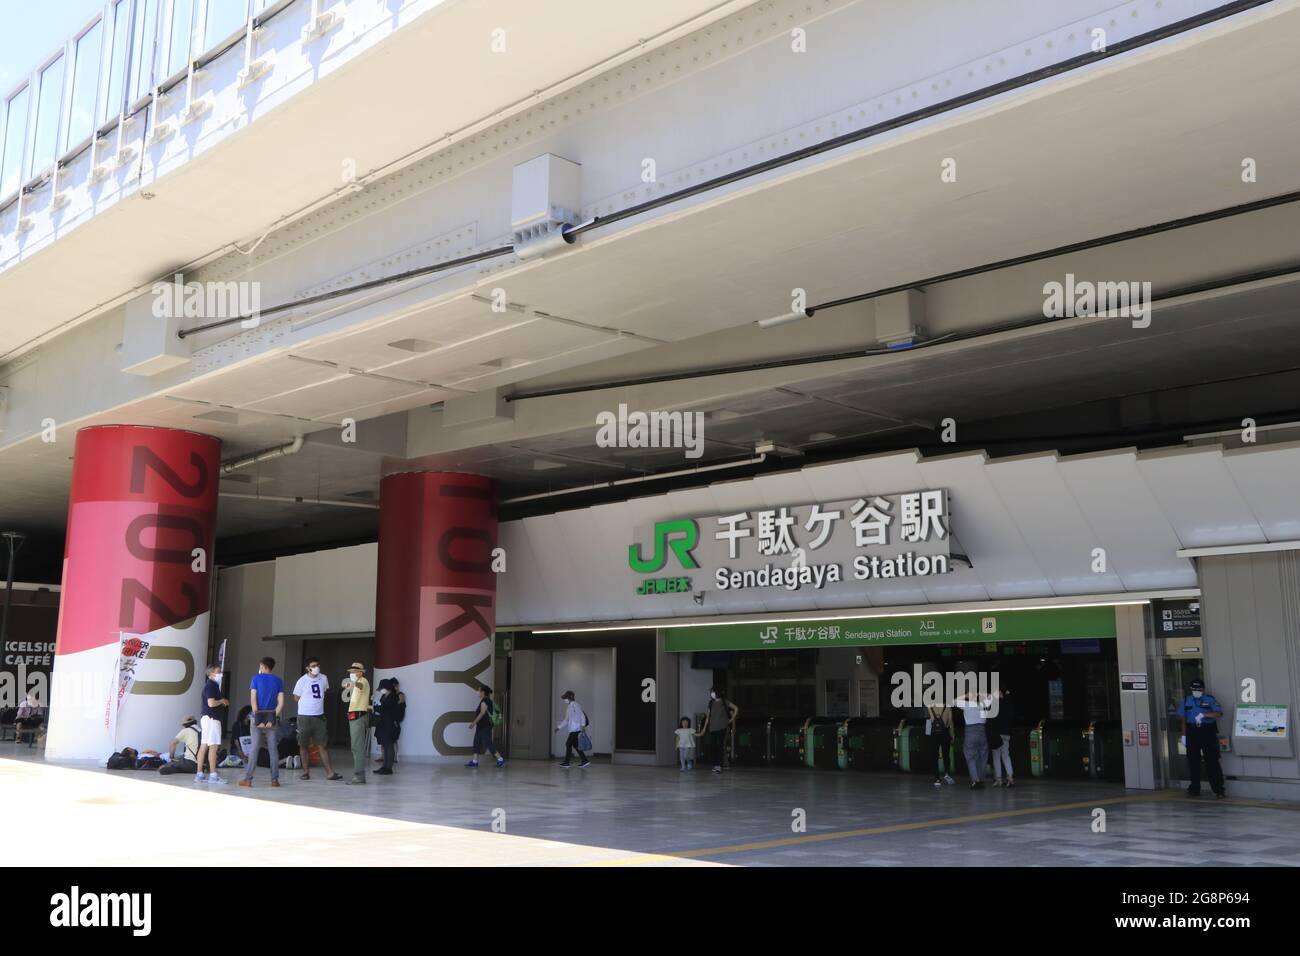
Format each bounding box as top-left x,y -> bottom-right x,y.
1181,679 -> 1225,798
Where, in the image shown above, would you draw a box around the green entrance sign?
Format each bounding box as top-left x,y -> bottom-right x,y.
662,605 -> 1117,652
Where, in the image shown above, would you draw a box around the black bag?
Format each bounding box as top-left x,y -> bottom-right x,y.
159,758 -> 198,775
927,710 -> 951,743
986,723 -> 1003,751
106,747 -> 138,770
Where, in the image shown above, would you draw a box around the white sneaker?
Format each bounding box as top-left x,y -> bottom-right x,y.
208,774 -> 227,785
943,775 -> 955,785
194,772 -> 207,783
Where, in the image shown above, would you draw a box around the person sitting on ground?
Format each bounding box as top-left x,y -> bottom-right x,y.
277,717 -> 302,769
229,705 -> 252,764
14,691 -> 45,744
159,716 -> 201,775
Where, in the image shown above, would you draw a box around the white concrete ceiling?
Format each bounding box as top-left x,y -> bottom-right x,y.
3,0 -> 1300,542
0,0 -> 754,359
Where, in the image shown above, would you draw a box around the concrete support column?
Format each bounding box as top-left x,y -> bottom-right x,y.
46,425 -> 220,761
1115,603 -> 1156,790
375,471 -> 497,760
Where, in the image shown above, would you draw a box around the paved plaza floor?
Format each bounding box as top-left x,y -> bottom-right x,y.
6,749 -> 1297,866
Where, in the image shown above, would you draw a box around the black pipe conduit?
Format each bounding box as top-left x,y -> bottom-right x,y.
176,0 -> 1276,339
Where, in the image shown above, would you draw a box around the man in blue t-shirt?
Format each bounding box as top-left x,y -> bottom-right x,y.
240,657 -> 285,788
196,664 -> 230,785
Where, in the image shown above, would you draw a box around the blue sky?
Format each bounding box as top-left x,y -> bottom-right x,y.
0,0 -> 106,93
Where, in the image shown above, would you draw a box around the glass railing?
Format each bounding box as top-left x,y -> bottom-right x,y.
0,0 -> 285,211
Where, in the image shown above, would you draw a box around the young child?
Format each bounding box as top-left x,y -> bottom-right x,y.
675,716 -> 700,771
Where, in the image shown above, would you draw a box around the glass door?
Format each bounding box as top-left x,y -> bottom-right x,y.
1160,657 -> 1204,782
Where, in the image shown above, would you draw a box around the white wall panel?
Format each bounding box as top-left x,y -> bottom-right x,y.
1059,448 -> 1196,590
1222,441 -> 1300,541
500,520 -> 557,624
916,452 -> 1046,600
1138,446 -> 1265,547
985,453 -> 1125,595
271,543 -> 377,635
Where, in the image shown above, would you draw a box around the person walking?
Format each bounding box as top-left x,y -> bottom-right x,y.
955,690 -> 990,790
343,662 -> 372,785
555,690 -> 590,769
375,678 -> 407,775
699,687 -> 738,774
240,657 -> 284,789
293,658 -> 341,781
196,664 -> 229,785
926,702 -> 956,788
989,688 -> 1015,788
465,685 -> 505,769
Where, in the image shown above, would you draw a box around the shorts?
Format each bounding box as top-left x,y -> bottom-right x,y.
199,715 -> 223,746
297,714 -> 328,748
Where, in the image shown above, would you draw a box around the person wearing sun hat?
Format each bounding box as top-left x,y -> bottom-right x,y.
343,661 -> 372,785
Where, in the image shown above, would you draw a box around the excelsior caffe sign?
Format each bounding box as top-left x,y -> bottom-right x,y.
627,489 -> 951,596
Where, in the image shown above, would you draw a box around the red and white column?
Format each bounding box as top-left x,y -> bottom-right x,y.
374,471 -> 497,759
45,426 -> 219,761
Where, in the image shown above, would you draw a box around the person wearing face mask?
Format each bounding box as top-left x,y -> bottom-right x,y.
555,690 -> 590,769
699,687 -> 738,774
1182,679 -> 1226,799
293,658 -> 342,781
374,678 -> 406,775
196,664 -> 229,785
343,662 -> 372,785
465,684 -> 503,769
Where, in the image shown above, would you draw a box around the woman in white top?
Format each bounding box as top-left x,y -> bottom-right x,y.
555,690 -> 590,768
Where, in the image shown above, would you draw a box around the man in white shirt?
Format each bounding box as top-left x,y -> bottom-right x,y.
293,658 -> 342,781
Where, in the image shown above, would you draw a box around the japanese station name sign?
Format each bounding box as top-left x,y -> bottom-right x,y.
662,605 -> 1118,652
627,489 -> 952,597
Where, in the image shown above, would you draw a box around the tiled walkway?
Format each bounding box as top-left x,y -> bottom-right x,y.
5,750 -> 1296,866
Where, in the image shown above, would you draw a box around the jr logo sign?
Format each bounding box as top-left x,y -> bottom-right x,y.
628,520 -> 700,573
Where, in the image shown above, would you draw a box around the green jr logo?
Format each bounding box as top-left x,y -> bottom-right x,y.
628,519 -> 700,573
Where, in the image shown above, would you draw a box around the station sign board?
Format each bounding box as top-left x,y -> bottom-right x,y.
661,605 -> 1116,652
627,489 -> 952,598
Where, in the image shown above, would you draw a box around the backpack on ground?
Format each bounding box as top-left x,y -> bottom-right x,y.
106,747 -> 138,770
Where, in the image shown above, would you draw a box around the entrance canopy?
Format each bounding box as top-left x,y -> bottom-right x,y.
496,439 -> 1296,627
